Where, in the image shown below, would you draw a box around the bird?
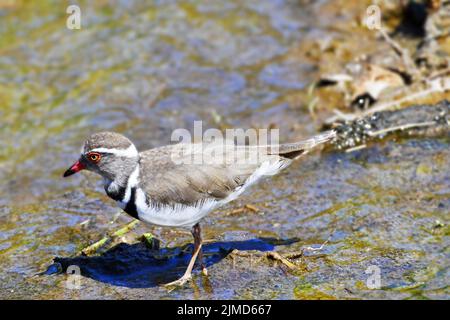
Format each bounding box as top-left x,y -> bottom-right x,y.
63,130 -> 336,287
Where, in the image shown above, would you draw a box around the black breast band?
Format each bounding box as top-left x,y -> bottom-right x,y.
124,187 -> 139,220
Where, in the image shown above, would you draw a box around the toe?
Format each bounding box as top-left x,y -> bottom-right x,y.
163,275 -> 192,288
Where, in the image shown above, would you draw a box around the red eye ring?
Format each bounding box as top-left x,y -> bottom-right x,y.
87,152 -> 101,163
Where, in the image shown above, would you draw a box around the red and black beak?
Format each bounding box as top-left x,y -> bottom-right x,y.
63,159 -> 86,177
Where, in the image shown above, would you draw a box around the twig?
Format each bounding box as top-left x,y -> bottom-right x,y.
229,249 -> 297,269
81,220 -> 140,256
303,228 -> 335,253
304,241 -> 329,253
379,28 -> 421,80
367,121 -> 437,137
228,249 -> 319,271
345,144 -> 367,153
265,251 -> 297,269
244,204 -> 260,213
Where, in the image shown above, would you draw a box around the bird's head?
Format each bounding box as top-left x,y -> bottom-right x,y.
63,132 -> 139,185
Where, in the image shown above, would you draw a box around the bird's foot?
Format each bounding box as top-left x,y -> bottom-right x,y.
164,274 -> 192,289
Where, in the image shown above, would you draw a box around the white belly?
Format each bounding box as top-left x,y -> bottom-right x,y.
134,187 -> 220,228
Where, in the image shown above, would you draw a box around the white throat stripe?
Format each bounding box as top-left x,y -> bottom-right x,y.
122,164 -> 140,203
90,145 -> 138,157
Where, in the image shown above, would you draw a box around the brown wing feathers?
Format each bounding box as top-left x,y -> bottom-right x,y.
138,131 -> 335,206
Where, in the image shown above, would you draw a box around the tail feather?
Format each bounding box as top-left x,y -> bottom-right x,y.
275,130 -> 336,159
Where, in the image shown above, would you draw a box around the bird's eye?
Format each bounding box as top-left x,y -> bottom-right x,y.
87,152 -> 101,163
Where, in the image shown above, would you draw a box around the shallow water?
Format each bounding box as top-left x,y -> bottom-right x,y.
0,0 -> 449,299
